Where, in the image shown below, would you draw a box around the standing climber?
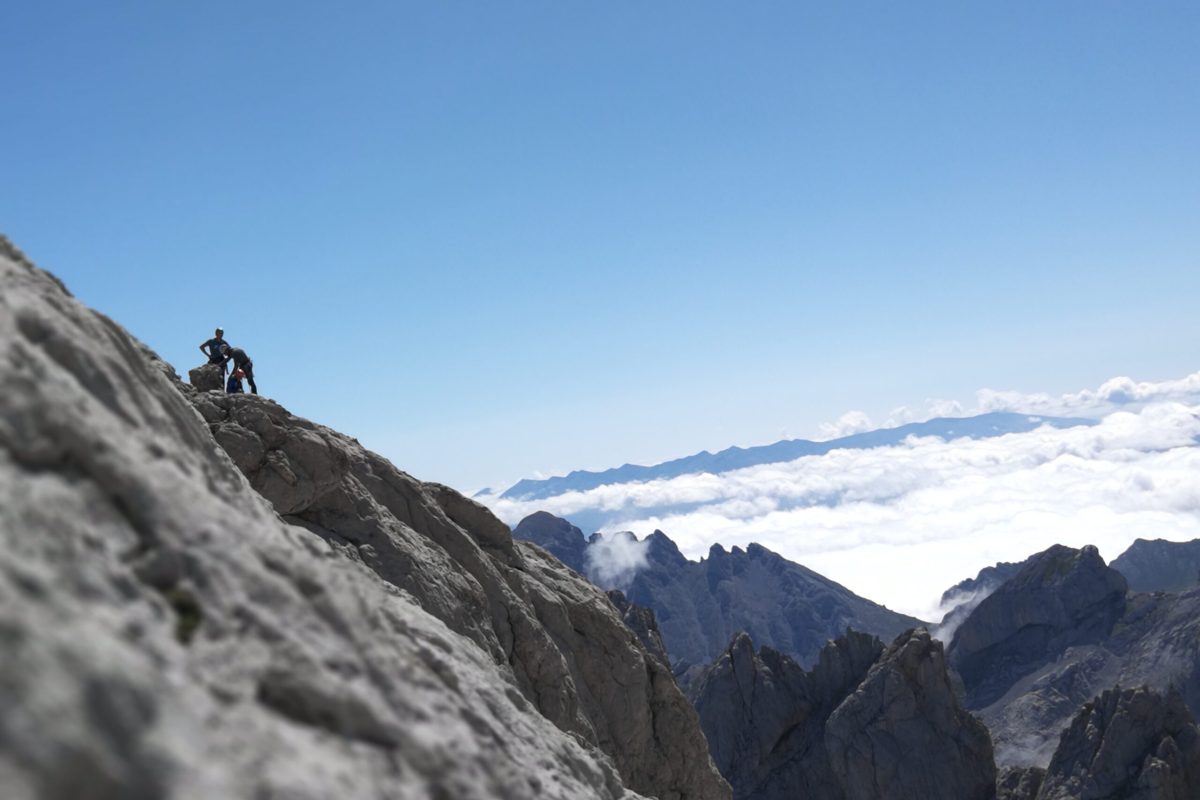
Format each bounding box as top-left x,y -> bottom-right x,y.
199,327 -> 228,373
226,368 -> 245,395
219,344 -> 257,395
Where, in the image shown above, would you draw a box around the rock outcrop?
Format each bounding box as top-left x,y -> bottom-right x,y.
0,237 -> 729,800
1111,538 -> 1200,594
826,629 -> 997,800
513,513 -> 923,670
188,362 -> 224,392
995,767 -> 1045,800
608,590 -> 671,669
949,545 -> 1128,710
1036,686 -> 1200,800
693,630 -> 882,799
947,544 -> 1200,769
693,628 -> 996,800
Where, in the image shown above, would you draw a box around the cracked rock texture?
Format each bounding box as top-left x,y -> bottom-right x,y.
607,590 -> 671,669
693,628 -> 996,800
1036,686 -> 1200,800
0,236 -> 728,800
825,628 -> 997,800
187,363 -> 223,392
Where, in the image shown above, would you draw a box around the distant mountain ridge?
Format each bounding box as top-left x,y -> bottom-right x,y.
501,411 -> 1095,501
513,512 -> 923,671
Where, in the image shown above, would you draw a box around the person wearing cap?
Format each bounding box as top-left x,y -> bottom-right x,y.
220,344 -> 258,395
200,327 -> 228,367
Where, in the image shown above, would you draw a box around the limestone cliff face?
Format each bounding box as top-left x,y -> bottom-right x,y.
825,629 -> 997,800
1036,686 -> 1200,800
693,628 -> 996,800
0,237 -> 728,800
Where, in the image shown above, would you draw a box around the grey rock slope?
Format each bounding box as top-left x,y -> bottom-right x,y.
0,237 -> 729,800
1036,686 -> 1200,800
607,590 -> 671,669
948,544 -> 1200,769
693,628 -> 997,800
513,513 -> 923,670
1111,538 -> 1200,593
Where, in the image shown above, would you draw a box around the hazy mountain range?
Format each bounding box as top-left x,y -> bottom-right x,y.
500,411 -> 1095,502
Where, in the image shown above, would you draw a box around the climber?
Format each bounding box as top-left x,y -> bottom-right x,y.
226,368 -> 245,395
199,327 -> 228,371
219,344 -> 257,395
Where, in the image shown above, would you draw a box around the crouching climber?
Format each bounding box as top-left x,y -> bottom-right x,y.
220,345 -> 257,395
226,368 -> 245,394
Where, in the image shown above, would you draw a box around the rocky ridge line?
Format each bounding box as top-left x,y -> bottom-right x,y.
0,237 -> 728,800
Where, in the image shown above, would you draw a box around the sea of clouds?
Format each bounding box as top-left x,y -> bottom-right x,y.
484,373 -> 1200,620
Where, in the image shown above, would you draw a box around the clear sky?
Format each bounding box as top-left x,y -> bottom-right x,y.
4,2 -> 1198,493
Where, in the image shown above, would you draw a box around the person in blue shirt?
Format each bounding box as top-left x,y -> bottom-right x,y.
226,368 -> 245,394
199,328 -> 228,368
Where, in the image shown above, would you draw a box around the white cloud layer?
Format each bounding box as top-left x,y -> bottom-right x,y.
843,370 -> 1200,437
487,379 -> 1200,620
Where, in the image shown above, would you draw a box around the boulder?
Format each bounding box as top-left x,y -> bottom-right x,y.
187,362 -> 224,391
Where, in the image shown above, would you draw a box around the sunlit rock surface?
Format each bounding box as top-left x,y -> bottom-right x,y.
0,236 -> 728,800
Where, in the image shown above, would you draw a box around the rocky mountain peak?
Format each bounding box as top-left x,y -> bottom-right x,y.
694,627 -> 997,800
949,543 -> 1128,708
0,244 -> 729,800
513,513 -> 923,671
826,628 -> 998,800
1111,537 -> 1200,593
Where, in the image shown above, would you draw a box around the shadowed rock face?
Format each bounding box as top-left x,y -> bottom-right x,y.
949,545 -> 1128,710
692,631 -> 883,800
1111,538 -> 1200,594
513,511 -> 589,575
0,237 -> 729,800
1036,686 -> 1200,800
693,628 -> 996,800
995,767 -> 1045,800
607,590 -> 671,669
826,629 -> 997,800
945,545 -> 1200,770
514,513 -> 923,670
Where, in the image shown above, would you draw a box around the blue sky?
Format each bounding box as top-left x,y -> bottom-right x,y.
3,2 -> 1198,492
